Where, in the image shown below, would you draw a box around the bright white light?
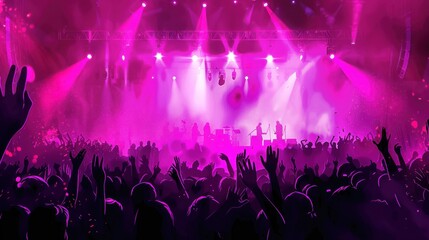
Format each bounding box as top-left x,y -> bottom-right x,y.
202,3 -> 207,7
121,55 -> 126,61
291,0 -> 295,4
351,41 -> 356,45
245,76 -> 249,80
87,54 -> 92,60
227,51 -> 235,61
173,1 -> 177,5
263,2 -> 268,7
172,76 -> 176,80
192,54 -> 199,62
266,54 -> 274,63
329,54 -> 335,60
155,52 -> 163,60
299,54 -> 304,61
233,0 -> 237,3
142,2 -> 147,7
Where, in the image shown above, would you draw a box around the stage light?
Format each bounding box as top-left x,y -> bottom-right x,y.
299,54 -> 304,61
202,3 -> 207,7
155,52 -> 163,60
172,76 -> 176,80
329,54 -> 335,60
227,51 -> 235,61
266,54 -> 274,63
245,76 -> 249,80
192,54 -> 199,62
87,53 -> 93,60
291,0 -> 295,4
233,0 -> 237,4
232,69 -> 237,80
142,2 -> 147,7
172,1 -> 177,5
121,55 -> 126,61
351,41 -> 356,45
263,2 -> 268,7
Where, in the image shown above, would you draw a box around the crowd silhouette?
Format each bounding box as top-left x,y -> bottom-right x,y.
1,65 -> 429,239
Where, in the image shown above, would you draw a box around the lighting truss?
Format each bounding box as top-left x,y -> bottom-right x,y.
58,30 -> 348,41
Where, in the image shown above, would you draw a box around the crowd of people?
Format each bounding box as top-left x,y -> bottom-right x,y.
2,65 -> 429,239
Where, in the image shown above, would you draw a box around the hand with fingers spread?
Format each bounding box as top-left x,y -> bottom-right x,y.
0,66 -> 32,140
414,169 -> 429,191
225,187 -> 248,208
373,128 -> 398,174
0,66 -> 32,160
92,155 -> 106,186
261,146 -> 279,175
238,157 -> 257,190
70,149 -> 86,170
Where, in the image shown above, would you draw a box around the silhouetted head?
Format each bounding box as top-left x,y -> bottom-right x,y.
134,200 -> 175,240
131,182 -> 157,208
28,204 -> 69,240
0,205 -> 30,240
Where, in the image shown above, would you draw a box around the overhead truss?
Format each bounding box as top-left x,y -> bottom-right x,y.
58,30 -> 348,41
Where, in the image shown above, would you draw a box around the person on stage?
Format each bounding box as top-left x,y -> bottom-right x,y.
275,121 -> 283,141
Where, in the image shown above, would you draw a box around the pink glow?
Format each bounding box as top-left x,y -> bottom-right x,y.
86,53 -> 92,60
329,54 -> 335,60
141,2 -> 147,8
227,51 -> 235,62
192,54 -> 199,62
266,54 -> 274,63
263,2 -> 268,7
202,3 -> 207,8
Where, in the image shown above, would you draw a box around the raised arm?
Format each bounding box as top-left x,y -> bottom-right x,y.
394,144 -> 408,172
63,149 -> 86,208
0,66 -> 32,161
239,157 -> 285,236
168,156 -> 189,199
128,156 -> 139,186
373,128 -> 398,175
148,162 -> 161,183
260,146 -> 283,209
220,153 -> 234,178
91,155 -> 106,237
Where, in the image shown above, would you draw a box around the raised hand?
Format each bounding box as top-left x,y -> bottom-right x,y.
225,187 -> 247,208
220,153 -> 229,161
168,166 -> 179,182
414,169 -> 429,191
238,157 -> 257,189
373,128 -> 390,153
174,156 -> 181,176
0,66 -> 32,140
261,146 -> 279,175
153,162 -> 161,175
394,144 -> 401,155
279,161 -> 285,173
92,155 -> 106,185
69,149 -> 86,170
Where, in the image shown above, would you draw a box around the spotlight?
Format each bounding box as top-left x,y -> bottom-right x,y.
299,54 -> 304,61
263,2 -> 268,7
202,3 -> 207,7
121,55 -> 126,61
266,54 -> 274,63
87,53 -> 93,60
351,41 -> 356,45
142,2 -> 147,7
155,52 -> 163,60
245,76 -> 249,80
172,76 -> 176,80
329,54 -> 335,60
291,0 -> 295,4
232,69 -> 237,80
172,1 -> 177,5
233,0 -> 237,3
227,51 -> 235,61
192,54 -> 199,62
